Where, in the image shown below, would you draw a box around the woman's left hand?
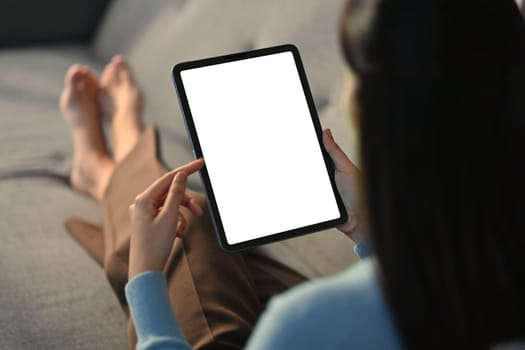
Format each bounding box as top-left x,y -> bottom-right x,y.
128,158 -> 204,280
322,129 -> 367,244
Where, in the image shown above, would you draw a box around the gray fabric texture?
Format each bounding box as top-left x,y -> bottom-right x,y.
0,46 -> 128,349
1,1 -> 359,348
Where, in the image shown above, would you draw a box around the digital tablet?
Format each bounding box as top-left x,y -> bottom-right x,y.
172,44 -> 347,251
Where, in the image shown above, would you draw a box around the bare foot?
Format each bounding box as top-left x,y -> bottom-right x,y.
60,65 -> 115,202
99,56 -> 144,163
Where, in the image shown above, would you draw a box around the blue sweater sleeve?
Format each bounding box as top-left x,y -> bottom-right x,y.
126,243 -> 380,350
125,271 -> 192,350
354,239 -> 373,259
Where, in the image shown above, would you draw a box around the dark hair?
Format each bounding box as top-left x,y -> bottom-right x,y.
340,0 -> 525,348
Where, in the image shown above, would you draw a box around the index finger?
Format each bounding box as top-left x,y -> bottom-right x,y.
138,158 -> 204,208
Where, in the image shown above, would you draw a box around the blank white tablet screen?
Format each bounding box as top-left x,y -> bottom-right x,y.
180,52 -> 340,245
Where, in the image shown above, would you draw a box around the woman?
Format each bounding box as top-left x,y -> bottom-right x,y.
62,0 -> 525,348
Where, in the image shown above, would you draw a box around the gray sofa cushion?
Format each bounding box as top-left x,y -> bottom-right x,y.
0,181 -> 127,350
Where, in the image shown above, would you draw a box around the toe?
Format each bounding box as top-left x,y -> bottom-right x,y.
100,58 -> 121,87
79,66 -> 100,94
112,54 -> 124,62
65,64 -> 83,85
74,74 -> 87,94
99,65 -> 112,87
114,58 -> 133,82
60,68 -> 83,109
100,56 -> 134,86
72,69 -> 96,96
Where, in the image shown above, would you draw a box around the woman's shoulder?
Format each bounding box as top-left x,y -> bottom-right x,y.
248,259 -> 404,349
274,258 -> 381,310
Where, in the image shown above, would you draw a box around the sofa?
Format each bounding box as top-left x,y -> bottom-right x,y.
0,0 -> 359,348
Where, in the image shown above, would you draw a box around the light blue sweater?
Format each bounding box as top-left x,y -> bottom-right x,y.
125,243 -> 404,349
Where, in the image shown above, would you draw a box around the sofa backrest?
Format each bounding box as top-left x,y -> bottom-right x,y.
92,0 -> 356,160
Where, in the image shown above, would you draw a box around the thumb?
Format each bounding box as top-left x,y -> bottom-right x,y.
323,129 -> 351,171
158,171 -> 187,224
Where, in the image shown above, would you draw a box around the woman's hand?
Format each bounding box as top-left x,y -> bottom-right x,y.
322,129 -> 367,243
128,158 -> 205,280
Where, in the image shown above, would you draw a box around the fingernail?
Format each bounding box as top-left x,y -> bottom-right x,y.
175,172 -> 186,183
326,129 -> 333,140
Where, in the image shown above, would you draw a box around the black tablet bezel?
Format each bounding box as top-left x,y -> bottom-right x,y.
172,44 -> 347,252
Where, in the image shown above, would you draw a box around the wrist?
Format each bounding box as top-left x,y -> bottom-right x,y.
129,242 -> 164,280
339,211 -> 368,244
345,223 -> 368,244
129,259 -> 163,280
